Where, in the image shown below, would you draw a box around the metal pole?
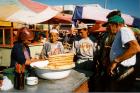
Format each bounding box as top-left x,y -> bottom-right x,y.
104,0 -> 108,9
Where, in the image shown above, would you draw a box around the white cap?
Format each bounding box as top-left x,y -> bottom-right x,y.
76,23 -> 88,29
50,29 -> 59,34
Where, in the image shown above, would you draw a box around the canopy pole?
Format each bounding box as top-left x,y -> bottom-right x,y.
104,0 -> 108,9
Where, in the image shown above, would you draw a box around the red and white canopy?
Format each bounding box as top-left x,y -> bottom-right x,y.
0,0 -> 60,24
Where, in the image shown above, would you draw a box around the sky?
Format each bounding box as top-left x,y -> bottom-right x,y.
33,0 -> 140,18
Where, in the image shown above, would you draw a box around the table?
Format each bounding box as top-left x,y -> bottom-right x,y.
6,70 -> 89,93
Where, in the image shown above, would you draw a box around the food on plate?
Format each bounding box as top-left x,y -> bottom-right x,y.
47,62 -> 75,70
46,53 -> 75,70
31,53 -> 75,70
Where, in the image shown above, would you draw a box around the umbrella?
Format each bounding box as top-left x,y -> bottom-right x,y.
72,4 -> 140,28
0,0 -> 60,24
41,13 -> 72,24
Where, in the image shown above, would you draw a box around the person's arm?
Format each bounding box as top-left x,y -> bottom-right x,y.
113,40 -> 140,63
39,43 -> 48,59
25,47 -> 32,65
71,41 -> 77,55
71,41 -> 78,62
114,27 -> 140,63
60,42 -> 65,53
108,40 -> 140,76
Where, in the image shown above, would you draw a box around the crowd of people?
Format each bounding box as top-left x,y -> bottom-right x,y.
9,10 -> 140,92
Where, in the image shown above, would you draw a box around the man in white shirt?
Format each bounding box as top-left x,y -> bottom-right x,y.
105,15 -> 140,91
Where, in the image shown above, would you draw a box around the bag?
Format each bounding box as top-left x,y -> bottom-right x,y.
111,65 -> 134,80
3,67 -> 29,84
117,66 -> 134,80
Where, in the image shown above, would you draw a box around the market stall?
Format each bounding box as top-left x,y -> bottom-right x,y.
0,0 -> 64,67
0,52 -> 89,92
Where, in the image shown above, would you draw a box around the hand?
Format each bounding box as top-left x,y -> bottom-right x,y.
25,59 -> 32,65
107,62 -> 118,77
31,58 -> 40,62
39,56 -> 48,60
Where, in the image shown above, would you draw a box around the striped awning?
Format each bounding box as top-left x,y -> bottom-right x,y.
0,0 -> 60,24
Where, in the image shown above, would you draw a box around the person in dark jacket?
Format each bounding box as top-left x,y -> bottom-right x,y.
10,27 -> 34,67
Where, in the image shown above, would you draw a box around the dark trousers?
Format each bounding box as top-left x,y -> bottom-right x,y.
74,60 -> 97,92
75,60 -> 96,71
90,65 -> 136,92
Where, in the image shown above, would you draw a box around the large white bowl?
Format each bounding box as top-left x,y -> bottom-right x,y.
34,69 -> 72,80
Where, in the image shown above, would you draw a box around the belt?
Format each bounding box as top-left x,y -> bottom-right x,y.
80,58 -> 93,61
77,58 -> 93,64
117,66 -> 134,80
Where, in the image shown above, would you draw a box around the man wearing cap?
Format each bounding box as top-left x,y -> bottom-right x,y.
105,15 -> 140,91
72,23 -> 97,76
